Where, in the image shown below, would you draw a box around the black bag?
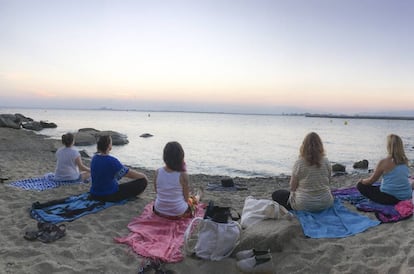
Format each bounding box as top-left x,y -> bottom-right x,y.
204,201 -> 240,223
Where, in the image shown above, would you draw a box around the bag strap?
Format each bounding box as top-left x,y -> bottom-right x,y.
183,217 -> 203,255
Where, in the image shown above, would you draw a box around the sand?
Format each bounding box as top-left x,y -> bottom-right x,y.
1,127 -> 414,274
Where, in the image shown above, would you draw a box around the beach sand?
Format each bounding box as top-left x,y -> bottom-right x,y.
1,127 -> 414,274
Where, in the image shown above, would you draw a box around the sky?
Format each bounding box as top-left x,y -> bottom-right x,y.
0,0 -> 413,115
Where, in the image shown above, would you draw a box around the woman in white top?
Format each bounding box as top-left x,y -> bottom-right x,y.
272,132 -> 333,212
54,133 -> 90,182
154,141 -> 201,218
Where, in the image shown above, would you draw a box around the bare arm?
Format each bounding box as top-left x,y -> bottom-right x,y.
75,156 -> 90,172
359,160 -> 385,185
180,172 -> 190,202
125,169 -> 147,180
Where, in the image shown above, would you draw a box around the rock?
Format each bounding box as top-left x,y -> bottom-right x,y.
21,121 -> 43,131
353,159 -> 369,169
332,163 -> 346,172
78,128 -> 100,133
74,131 -> 98,146
79,149 -> 90,158
1,113 -> 57,131
14,113 -> 33,123
97,130 -> 129,145
140,133 -> 153,138
40,121 -> 57,128
74,128 -> 129,146
0,114 -> 21,129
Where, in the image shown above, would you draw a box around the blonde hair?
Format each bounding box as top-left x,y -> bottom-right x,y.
300,132 -> 325,167
387,134 -> 408,165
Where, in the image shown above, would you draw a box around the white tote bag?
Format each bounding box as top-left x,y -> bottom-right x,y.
240,196 -> 281,229
184,217 -> 242,261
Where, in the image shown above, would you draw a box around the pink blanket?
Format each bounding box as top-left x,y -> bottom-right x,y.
115,202 -> 205,262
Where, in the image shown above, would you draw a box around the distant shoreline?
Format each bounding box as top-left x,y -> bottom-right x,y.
2,106 -> 414,119
305,114 -> 414,121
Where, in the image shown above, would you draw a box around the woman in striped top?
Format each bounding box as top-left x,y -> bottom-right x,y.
272,132 -> 333,212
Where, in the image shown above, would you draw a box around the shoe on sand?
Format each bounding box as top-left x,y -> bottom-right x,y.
236,249 -> 270,260
236,254 -> 273,273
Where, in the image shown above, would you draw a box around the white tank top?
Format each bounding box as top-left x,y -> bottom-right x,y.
154,167 -> 188,216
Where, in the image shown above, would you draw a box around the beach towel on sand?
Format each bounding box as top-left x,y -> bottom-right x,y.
30,193 -> 128,224
115,202 -> 205,263
8,173 -> 85,191
293,199 -> 380,238
332,186 -> 413,223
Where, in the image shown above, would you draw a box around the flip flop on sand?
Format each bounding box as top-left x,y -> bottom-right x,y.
24,222 -> 66,243
24,230 -> 45,241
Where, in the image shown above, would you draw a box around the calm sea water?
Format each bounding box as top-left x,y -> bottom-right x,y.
2,108 -> 414,178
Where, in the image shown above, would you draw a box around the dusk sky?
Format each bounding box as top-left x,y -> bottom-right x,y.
1,0 -> 413,114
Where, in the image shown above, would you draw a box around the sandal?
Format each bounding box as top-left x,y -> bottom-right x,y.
37,224 -> 66,243
24,222 -> 66,243
24,230 -> 45,241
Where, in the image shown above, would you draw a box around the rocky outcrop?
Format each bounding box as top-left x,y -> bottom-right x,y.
0,113 -> 57,131
75,128 -> 129,146
353,159 -> 369,169
140,133 -> 153,138
21,121 -> 57,131
0,114 -> 21,129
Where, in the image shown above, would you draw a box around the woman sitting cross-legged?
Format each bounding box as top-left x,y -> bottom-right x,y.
89,135 -> 148,202
357,134 -> 412,205
153,141 -> 202,219
271,132 -> 333,212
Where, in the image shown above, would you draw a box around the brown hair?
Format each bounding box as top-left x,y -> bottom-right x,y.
163,141 -> 185,172
61,133 -> 74,147
300,132 -> 325,167
387,134 -> 408,165
97,135 -> 112,153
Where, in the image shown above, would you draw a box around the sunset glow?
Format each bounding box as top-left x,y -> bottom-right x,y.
1,0 -> 413,114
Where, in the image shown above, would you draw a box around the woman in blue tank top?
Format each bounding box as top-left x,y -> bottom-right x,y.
357,134 -> 412,205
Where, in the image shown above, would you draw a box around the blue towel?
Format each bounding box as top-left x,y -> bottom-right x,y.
292,199 -> 380,238
8,173 -> 85,191
30,193 -> 128,224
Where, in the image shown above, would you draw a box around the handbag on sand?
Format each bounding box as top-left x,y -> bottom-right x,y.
240,196 -> 288,229
183,217 -> 242,261
203,200 -> 240,223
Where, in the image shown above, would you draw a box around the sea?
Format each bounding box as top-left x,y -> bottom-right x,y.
2,107 -> 414,178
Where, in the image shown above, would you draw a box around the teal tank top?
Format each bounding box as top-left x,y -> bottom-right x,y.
380,164 -> 412,200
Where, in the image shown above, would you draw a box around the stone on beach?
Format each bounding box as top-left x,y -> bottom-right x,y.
75,128 -> 129,146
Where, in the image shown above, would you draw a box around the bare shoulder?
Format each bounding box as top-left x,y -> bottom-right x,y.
379,157 -> 395,172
